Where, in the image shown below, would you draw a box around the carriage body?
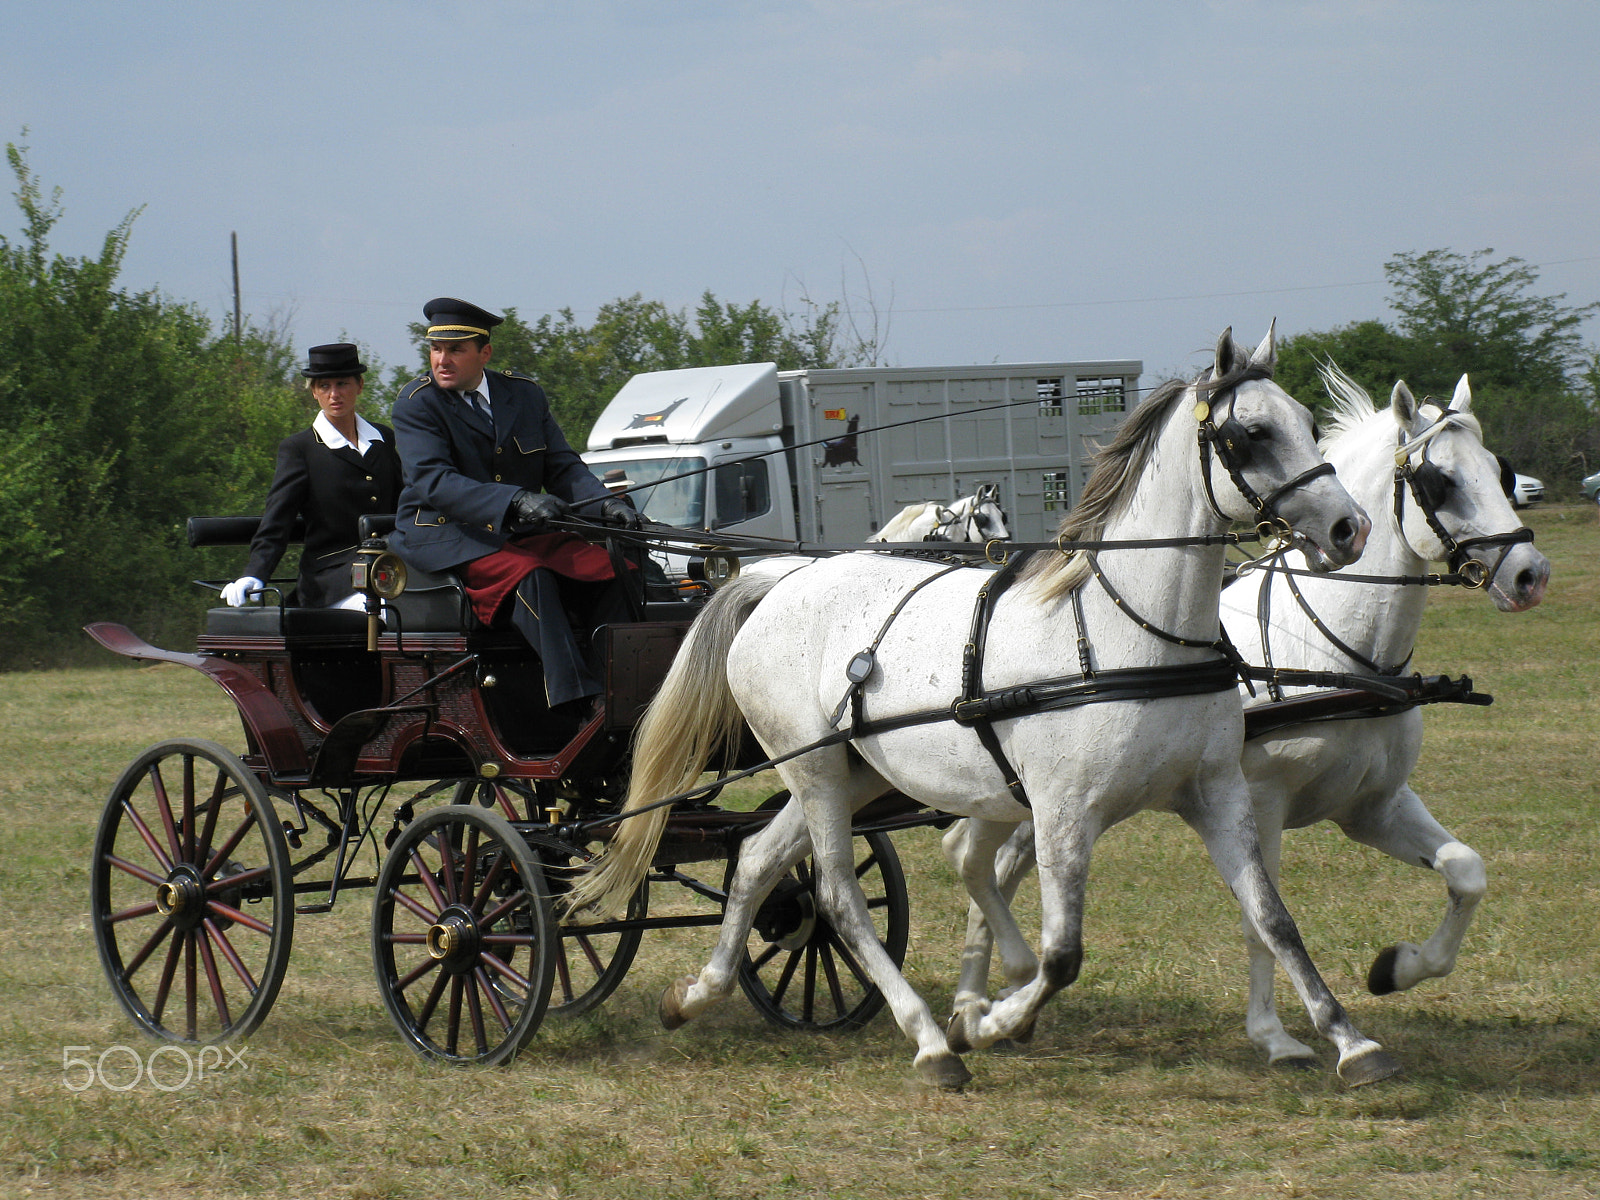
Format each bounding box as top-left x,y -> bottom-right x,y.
84,521 -> 917,1063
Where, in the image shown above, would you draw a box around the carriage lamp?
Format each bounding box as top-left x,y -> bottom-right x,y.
352,545 -> 408,651
689,551 -> 741,588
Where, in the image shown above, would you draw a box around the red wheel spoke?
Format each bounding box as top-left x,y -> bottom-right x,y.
194,767 -> 228,860
818,944 -> 849,1017
148,762 -> 183,862
479,951 -> 532,993
106,853 -> 167,889
205,900 -> 274,936
184,934 -> 199,1041
437,832 -> 461,907
571,932 -> 607,974
464,974 -> 488,1055
391,886 -> 440,926
446,976 -> 465,1057
203,919 -> 260,992
151,934 -> 183,1023
108,899 -> 162,927
472,853 -> 511,913
414,966 -> 450,1026
479,892 -> 529,929
801,943 -> 817,1023
768,945 -> 801,1006
395,951 -> 440,992
195,924 -> 233,1029
121,799 -> 174,875
120,917 -> 174,974
181,755 -> 198,863
474,967 -> 512,1031
201,808 -> 260,881
407,847 -> 450,913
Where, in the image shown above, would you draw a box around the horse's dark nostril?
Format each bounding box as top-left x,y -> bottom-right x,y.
1331,517 -> 1358,552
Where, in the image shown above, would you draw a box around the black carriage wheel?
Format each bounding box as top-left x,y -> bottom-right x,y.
90,738 -> 294,1045
372,805 -> 556,1065
732,796 -> 910,1032
452,779 -> 646,1018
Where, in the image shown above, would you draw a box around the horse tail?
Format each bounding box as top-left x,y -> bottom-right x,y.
564,572 -> 781,917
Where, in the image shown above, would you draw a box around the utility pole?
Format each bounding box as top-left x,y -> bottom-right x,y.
231,232 -> 242,348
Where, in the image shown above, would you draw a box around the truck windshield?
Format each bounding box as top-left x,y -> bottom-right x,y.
598,457 -> 707,528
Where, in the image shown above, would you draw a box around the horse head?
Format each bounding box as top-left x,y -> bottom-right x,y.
1383,374 -> 1549,611
1199,324 -> 1370,571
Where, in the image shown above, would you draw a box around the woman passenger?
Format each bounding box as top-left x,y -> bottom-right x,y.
221,343 -> 402,609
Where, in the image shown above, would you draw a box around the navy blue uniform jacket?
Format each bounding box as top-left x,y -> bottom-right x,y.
244,423 -> 403,608
389,369 -> 610,574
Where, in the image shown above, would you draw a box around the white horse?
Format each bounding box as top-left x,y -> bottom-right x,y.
942,363 -> 1549,1067
868,484 -> 1010,543
570,326 -> 1401,1089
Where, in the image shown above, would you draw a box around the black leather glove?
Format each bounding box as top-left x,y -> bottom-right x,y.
507,490 -> 569,534
599,496 -> 643,530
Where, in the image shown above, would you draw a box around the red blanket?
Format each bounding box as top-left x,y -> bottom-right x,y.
461,533 -> 628,625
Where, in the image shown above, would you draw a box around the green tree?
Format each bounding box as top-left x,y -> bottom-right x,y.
0,141 -> 305,665
1385,248 -> 1598,395
1278,249 -> 1600,491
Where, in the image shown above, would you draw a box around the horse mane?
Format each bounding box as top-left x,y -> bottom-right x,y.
872,503 -> 935,541
1019,375 -> 1191,602
1317,361 -> 1482,451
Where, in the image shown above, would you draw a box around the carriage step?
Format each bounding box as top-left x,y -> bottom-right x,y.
295,902 -> 335,914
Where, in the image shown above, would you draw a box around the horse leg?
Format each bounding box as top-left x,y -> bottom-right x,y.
942,818 -> 1036,1042
804,792 -> 971,1088
950,807 -> 1089,1054
1184,769 -> 1402,1086
1340,785 -> 1486,995
1238,791 -> 1319,1066
660,797 -> 811,1029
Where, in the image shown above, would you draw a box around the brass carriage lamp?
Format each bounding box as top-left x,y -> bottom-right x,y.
352,542 -> 408,651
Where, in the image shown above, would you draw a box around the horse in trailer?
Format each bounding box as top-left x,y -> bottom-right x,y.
569,326 -> 1403,1089
941,363 -> 1549,1067
868,483 -> 1011,543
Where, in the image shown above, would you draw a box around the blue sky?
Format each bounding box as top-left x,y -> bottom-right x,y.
5,0 -> 1597,383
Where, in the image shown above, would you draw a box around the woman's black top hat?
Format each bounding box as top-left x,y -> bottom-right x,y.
423,297 -> 505,341
302,342 -> 368,378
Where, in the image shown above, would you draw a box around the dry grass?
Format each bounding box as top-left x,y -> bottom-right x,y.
2,506 -> 1597,1198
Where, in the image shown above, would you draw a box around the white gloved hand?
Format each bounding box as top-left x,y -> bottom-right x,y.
221,576 -> 265,607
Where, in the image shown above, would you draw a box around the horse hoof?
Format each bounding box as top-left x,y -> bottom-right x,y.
916,1052 -> 972,1091
1367,945 -> 1401,995
1338,1046 -> 1403,1088
946,1011 -> 975,1055
1268,1052 -> 1318,1071
659,975 -> 697,1030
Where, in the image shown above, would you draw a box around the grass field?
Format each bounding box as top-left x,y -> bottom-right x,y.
2,505 -> 1597,1199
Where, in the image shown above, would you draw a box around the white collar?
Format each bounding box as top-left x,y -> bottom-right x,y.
314,411 -> 383,455
459,370 -> 493,408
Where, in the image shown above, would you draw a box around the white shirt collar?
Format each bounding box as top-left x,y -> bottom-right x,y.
313,411 -> 384,455
461,370 -> 492,410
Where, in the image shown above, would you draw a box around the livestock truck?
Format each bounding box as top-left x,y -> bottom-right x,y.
581,359 -> 1142,547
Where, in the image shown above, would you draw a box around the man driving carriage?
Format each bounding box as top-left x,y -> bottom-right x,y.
388,297 -> 642,710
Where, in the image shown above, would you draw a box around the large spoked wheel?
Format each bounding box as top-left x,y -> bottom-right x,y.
452,780 -> 646,1018
733,808 -> 910,1032
372,805 -> 556,1065
90,739 -> 293,1044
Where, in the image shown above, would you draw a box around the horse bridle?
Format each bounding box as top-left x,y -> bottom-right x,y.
1194,364 -> 1338,542
925,487 -> 1009,543
1393,405 -> 1534,589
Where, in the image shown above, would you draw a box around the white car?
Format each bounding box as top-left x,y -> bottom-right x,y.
1512,473 -> 1543,507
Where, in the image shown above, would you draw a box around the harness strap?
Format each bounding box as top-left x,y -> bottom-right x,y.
958,554 -> 1032,807
826,562 -> 973,731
